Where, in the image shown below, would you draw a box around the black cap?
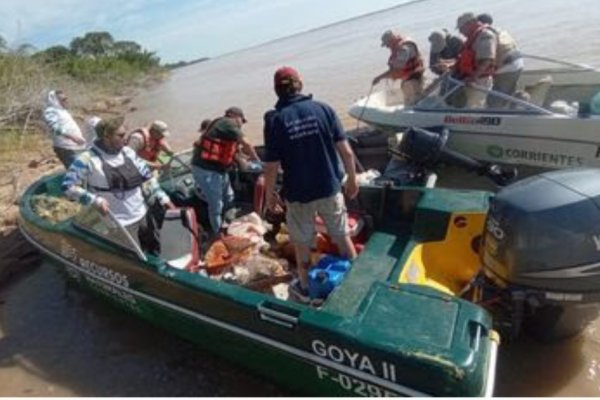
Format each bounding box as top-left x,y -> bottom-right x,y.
225,106 -> 247,123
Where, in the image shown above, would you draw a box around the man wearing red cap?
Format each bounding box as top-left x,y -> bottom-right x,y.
191,107 -> 260,235
263,66 -> 359,303
372,30 -> 425,106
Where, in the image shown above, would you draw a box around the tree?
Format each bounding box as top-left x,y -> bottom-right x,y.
70,31 -> 115,58
14,43 -> 37,56
113,40 -> 142,55
0,35 -> 8,54
34,45 -> 71,63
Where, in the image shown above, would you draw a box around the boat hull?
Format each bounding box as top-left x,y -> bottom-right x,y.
19,173 -> 498,397
349,101 -> 600,169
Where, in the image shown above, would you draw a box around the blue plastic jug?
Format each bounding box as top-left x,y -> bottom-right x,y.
308,256 -> 352,300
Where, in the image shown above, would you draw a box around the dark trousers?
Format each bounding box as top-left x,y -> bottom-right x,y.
126,202 -> 164,256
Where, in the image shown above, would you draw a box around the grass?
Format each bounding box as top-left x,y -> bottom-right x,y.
0,129 -> 51,166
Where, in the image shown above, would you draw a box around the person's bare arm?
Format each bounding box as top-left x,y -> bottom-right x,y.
239,136 -> 261,161
264,161 -> 282,212
335,140 -> 359,199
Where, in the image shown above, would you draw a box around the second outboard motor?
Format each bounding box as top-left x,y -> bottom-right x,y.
478,168 -> 600,341
393,126 -> 518,186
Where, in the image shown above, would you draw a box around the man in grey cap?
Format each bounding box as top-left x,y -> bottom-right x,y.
127,120 -> 175,170
372,29 -> 425,106
191,106 -> 260,235
454,12 -> 497,108
428,29 -> 466,107
428,29 -> 464,76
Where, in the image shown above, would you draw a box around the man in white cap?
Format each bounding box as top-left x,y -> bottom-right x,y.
454,12 -> 497,108
127,120 -> 174,170
372,30 -> 425,106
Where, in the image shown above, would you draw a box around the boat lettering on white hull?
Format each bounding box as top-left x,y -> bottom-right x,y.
486,145 -> 584,167
444,115 -> 502,126
311,339 -> 397,382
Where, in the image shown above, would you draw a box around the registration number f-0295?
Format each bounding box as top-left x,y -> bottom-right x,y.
315,365 -> 399,397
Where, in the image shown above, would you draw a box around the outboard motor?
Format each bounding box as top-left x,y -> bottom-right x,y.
478,168 -> 600,341
392,126 -> 518,186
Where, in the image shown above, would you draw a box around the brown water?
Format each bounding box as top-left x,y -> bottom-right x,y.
3,0 -> 600,396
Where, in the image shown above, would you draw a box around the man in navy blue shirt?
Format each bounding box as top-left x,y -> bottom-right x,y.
263,66 -> 359,303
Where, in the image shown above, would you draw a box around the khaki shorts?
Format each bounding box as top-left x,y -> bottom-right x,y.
286,193 -> 348,246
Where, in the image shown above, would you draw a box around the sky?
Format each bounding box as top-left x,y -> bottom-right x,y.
0,0 -> 409,63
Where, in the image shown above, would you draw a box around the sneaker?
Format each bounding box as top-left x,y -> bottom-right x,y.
288,279 -> 311,304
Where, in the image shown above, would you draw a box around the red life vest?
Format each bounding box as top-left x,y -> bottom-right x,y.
194,118 -> 238,167
387,39 -> 424,81
128,128 -> 164,162
455,23 -> 496,79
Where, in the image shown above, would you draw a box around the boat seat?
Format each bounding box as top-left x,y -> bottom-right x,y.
526,75 -> 553,106
161,207 -> 202,270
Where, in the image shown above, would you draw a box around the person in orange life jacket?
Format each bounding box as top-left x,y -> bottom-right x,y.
62,116 -> 175,256
263,66 -> 359,303
372,30 -> 425,106
191,107 -> 260,235
454,12 -> 497,108
127,120 -> 174,170
476,12 -> 524,108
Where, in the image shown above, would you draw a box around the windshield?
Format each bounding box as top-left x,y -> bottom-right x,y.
413,75 -> 553,115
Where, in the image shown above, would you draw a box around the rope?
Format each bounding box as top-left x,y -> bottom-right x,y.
355,83 -> 376,131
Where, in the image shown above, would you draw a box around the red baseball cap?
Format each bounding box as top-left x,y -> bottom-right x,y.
274,66 -> 301,86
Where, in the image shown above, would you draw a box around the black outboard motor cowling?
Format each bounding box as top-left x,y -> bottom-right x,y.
394,127 -> 517,186
480,168 -> 600,340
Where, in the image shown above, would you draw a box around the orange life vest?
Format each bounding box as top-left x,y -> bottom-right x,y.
387,39 -> 424,81
455,23 -> 496,79
128,128 -> 164,162
194,118 -> 238,167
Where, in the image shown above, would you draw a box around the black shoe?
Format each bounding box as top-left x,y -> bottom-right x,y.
289,279 -> 310,304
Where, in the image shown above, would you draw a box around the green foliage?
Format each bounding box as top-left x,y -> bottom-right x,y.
0,31 -> 166,131
31,30 -> 163,85
70,31 -> 115,58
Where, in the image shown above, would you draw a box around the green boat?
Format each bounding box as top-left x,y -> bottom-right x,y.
21,127 -> 600,396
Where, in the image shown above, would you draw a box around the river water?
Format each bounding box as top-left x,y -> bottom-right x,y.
3,0 -> 600,396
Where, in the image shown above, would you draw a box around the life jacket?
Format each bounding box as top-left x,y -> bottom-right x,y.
128,128 -> 164,162
193,118 -> 238,168
456,23 -> 496,79
88,147 -> 145,193
387,38 -> 424,81
486,26 -> 521,67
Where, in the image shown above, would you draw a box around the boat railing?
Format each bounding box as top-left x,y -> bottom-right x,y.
522,53 -> 600,72
414,74 -> 555,116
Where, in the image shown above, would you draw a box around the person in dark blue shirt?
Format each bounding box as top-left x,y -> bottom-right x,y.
263,66 -> 358,303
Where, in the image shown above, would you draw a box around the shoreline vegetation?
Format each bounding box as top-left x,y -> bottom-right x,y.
0,31 -> 177,285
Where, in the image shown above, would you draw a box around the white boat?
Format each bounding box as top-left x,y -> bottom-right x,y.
348,55 -> 600,169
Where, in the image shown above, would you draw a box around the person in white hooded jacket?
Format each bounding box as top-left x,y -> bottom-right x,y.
43,89 -> 87,167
